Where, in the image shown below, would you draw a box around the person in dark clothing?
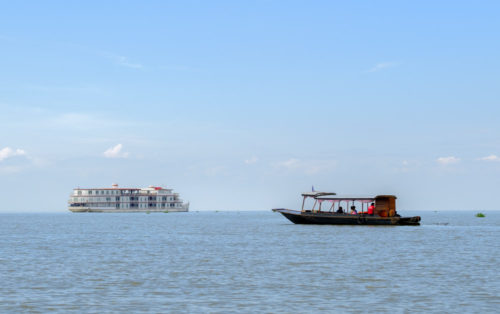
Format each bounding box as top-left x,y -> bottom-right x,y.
336,206 -> 344,214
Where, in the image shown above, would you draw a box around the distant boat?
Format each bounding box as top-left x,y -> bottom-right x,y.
68,183 -> 189,213
273,192 -> 420,225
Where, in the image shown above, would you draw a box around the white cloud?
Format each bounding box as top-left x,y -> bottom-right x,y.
44,112 -> 139,133
103,144 -> 129,158
115,56 -> 143,69
279,158 -> 299,168
104,53 -> 143,69
276,158 -> 337,175
244,156 -> 259,164
368,61 -> 399,72
0,147 -> 31,174
478,155 -> 500,162
0,147 -> 26,162
437,156 -> 460,165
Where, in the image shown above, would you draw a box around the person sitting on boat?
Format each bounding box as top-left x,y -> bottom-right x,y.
350,206 -> 357,215
367,202 -> 375,215
336,206 -> 344,214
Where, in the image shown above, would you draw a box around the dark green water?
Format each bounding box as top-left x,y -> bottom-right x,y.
1,211 -> 499,312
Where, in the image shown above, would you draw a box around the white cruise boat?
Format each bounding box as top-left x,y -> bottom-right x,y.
68,183 -> 189,212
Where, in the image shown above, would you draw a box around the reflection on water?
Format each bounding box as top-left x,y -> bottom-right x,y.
1,211 -> 499,312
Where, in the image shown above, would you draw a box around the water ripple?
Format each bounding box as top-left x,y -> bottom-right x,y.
0,211 -> 499,312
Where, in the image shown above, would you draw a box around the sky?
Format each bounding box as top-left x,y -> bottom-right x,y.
1,1 -> 500,212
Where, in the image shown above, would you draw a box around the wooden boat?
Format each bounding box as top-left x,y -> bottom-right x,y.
272,192 -> 421,226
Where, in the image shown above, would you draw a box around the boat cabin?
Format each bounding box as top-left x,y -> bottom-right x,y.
301,192 -> 398,217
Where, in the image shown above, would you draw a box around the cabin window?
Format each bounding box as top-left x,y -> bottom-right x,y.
88,191 -> 92,195
77,191 -> 82,195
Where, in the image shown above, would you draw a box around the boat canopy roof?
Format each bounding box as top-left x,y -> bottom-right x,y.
301,192 -> 337,198
315,195 -> 397,201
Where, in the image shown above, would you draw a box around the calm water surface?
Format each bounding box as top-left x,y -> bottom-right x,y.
1,211 -> 499,313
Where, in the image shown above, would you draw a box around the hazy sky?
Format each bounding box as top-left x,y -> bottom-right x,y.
1,1 -> 499,212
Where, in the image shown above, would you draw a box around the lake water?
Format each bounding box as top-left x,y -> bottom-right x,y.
1,211 -> 499,313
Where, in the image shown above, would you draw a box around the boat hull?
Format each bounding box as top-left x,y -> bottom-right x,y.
68,206 -> 188,213
273,209 -> 420,226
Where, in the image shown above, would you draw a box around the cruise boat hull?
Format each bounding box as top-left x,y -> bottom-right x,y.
68,207 -> 188,213
272,209 -> 420,226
